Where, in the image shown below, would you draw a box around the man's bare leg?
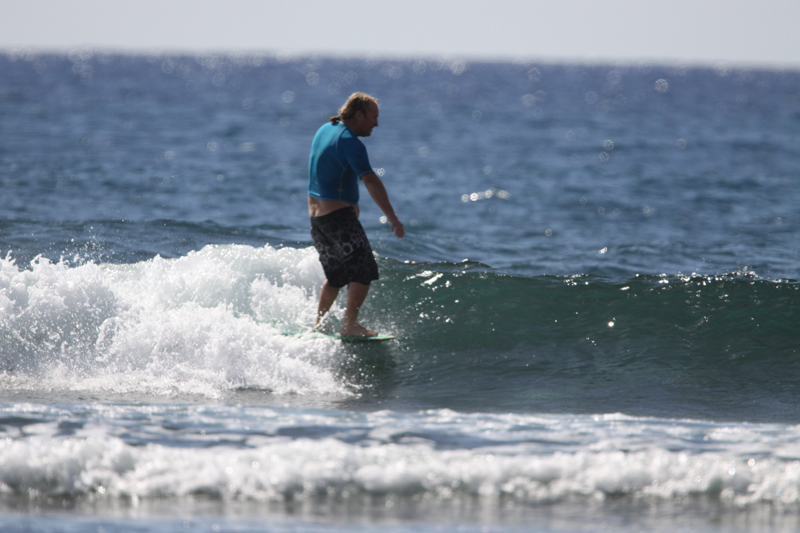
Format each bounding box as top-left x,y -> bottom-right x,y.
341,281 -> 377,337
315,279 -> 340,330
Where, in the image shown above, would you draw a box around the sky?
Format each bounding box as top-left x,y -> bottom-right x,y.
1,0 -> 799,69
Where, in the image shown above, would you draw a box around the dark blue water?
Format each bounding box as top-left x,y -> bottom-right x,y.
1,51 -> 800,533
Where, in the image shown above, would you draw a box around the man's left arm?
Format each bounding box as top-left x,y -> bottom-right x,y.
361,173 -> 405,238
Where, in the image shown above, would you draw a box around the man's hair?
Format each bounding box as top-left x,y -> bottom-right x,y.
330,92 -> 378,124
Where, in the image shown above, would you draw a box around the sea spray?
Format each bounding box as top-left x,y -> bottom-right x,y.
0,245 -> 348,397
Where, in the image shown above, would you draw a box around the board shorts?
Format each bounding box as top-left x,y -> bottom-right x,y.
310,207 -> 379,289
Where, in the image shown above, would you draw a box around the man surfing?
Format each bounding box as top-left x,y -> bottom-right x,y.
307,92 -> 404,338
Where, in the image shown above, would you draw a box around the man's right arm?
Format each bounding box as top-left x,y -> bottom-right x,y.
361,173 -> 404,238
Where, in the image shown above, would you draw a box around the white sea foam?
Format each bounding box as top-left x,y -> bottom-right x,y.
0,245 -> 348,397
2,406 -> 800,508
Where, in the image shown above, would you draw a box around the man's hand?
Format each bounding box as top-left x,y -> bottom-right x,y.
362,173 -> 405,239
386,214 -> 405,238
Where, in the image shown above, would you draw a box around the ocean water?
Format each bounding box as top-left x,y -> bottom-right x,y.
0,50 -> 799,532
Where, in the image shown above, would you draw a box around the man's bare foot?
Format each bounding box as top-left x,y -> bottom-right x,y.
340,323 -> 378,337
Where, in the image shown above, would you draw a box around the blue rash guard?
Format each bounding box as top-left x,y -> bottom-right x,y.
308,121 -> 373,205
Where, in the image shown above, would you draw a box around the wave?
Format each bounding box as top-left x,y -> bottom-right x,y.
0,245 -> 798,413
374,261 -> 800,419
380,260 -> 799,355
2,405 -> 800,511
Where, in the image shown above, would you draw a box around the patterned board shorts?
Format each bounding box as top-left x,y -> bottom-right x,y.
310,207 -> 379,288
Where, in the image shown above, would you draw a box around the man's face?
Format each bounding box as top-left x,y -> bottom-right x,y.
353,102 -> 379,136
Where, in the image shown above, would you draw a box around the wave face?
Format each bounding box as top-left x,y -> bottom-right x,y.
374,262 -> 800,418
1,245 -> 798,422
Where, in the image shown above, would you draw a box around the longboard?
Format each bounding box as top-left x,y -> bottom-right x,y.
302,331 -> 396,343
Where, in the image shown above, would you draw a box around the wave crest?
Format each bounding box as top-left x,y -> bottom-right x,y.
0,245 -> 347,397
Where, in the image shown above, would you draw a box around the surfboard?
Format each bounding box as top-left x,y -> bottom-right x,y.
300,331 -> 396,342
339,333 -> 395,343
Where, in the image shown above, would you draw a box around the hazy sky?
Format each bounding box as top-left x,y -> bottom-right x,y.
2,0 -> 799,68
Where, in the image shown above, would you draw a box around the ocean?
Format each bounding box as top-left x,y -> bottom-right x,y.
0,50 -> 799,532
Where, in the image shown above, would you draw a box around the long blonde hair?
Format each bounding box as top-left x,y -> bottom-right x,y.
330,92 -> 378,124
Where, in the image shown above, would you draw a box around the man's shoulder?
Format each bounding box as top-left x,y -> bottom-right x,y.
315,121 -> 355,141
315,121 -> 338,136
334,122 -> 359,141
313,123 -> 342,149
314,122 -> 365,158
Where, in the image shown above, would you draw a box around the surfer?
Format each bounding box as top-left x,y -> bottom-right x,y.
307,92 -> 404,337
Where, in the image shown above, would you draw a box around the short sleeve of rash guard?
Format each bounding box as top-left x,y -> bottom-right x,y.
340,136 -> 373,179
